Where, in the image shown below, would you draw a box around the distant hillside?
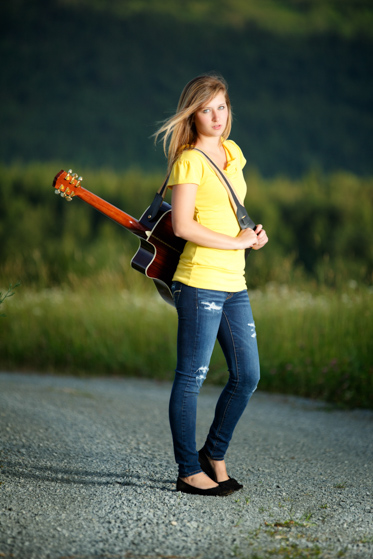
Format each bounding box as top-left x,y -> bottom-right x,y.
58,0 -> 373,38
0,0 -> 372,176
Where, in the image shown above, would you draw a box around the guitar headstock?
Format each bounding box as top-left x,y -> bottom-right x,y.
53,169 -> 83,201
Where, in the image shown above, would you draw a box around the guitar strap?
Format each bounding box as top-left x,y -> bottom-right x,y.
147,148 -> 256,232
193,148 -> 256,231
146,173 -> 170,221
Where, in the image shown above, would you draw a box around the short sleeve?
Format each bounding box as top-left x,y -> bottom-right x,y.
167,151 -> 204,188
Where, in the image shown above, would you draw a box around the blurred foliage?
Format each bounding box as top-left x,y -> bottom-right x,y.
0,163 -> 371,290
1,161 -> 371,409
0,283 -> 20,318
0,0 -> 372,177
59,0 -> 373,37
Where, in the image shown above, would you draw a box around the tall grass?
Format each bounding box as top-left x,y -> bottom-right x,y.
1,277 -> 371,409
249,284 -> 372,408
1,163 -> 372,408
0,283 -> 20,317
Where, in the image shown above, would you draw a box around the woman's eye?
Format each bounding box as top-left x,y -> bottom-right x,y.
218,105 -> 226,110
202,109 -> 210,113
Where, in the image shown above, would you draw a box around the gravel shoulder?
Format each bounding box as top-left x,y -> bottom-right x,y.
0,371 -> 372,559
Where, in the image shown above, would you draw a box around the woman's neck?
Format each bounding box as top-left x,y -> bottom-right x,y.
194,136 -> 223,153
194,136 -> 227,170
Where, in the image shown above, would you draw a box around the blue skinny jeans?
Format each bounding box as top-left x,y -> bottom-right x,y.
169,282 -> 260,478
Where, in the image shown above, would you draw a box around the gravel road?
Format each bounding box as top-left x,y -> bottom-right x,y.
0,371 -> 372,559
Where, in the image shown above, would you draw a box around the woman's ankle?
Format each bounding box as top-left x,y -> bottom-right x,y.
180,472 -> 218,489
208,458 -> 229,483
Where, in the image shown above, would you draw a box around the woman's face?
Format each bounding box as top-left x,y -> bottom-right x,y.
194,91 -> 228,141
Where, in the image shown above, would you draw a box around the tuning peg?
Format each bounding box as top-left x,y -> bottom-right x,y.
65,169 -> 72,180
66,194 -> 74,201
73,175 -> 82,187
55,189 -> 61,195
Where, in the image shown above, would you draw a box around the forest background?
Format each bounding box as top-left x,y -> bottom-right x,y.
0,0 -> 372,409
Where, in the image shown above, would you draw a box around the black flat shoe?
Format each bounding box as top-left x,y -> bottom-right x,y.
176,477 -> 234,496
198,449 -> 243,492
218,478 -> 243,492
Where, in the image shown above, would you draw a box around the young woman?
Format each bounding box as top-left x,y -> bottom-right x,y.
155,74 -> 268,496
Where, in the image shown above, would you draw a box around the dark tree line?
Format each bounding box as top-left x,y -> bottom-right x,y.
0,0 -> 373,177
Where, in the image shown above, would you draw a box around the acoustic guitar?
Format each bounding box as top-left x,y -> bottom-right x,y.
53,170 -> 186,306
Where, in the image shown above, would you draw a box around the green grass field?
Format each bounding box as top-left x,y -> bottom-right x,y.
1,276 -> 371,409
1,163 -> 372,409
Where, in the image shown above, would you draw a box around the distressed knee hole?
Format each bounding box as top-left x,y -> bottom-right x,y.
248,322 -> 257,338
195,366 -> 209,388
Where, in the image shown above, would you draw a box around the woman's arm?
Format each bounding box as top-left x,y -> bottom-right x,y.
171,183 -> 260,250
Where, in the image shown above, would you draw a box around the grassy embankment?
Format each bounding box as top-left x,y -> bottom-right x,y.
1,279 -> 371,410
0,163 -> 372,409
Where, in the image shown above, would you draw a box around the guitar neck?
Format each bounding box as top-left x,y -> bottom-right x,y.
75,186 -> 147,237
53,169 -> 148,238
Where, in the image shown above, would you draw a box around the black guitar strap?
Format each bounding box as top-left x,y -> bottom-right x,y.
146,173 -> 171,221
193,148 -> 256,231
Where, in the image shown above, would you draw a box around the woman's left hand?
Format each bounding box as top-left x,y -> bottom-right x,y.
252,224 -> 268,250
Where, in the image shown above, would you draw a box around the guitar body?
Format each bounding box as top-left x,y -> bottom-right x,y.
53,169 -> 185,306
131,203 -> 186,305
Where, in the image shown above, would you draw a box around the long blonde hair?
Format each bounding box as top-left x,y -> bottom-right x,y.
154,74 -> 232,173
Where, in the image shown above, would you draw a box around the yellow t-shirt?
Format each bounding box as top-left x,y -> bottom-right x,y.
167,139 -> 248,292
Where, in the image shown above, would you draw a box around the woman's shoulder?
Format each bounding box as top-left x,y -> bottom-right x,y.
173,148 -> 205,173
168,148 -> 204,186
223,139 -> 246,169
177,147 -> 205,165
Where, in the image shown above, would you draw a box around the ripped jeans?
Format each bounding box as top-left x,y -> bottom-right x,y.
169,282 -> 260,478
